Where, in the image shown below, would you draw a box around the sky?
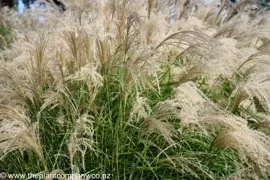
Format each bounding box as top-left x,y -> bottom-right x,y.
17,0 -> 24,13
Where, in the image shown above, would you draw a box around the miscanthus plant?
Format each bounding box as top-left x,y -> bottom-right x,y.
0,0 -> 270,179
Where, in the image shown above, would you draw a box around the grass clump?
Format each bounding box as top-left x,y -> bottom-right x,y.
0,0 -> 270,179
